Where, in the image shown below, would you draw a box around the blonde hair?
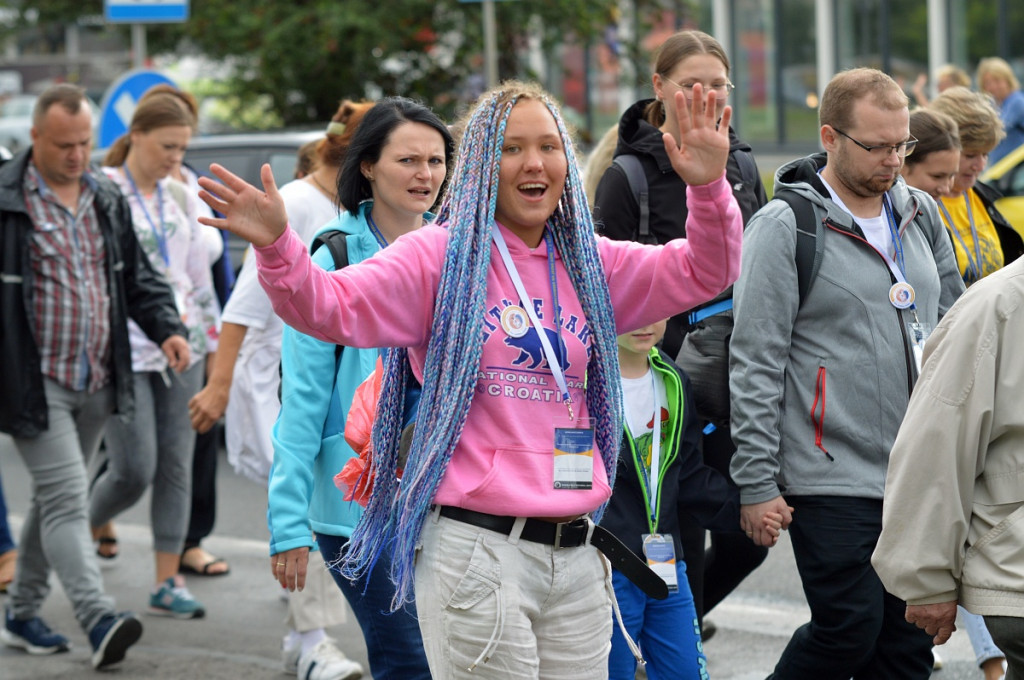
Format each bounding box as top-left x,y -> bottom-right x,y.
977,57 -> 1020,92
936,64 -> 971,90
930,86 -> 1005,153
582,124 -> 618,208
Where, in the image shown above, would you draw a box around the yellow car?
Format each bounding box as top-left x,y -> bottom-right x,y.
981,142 -> 1024,239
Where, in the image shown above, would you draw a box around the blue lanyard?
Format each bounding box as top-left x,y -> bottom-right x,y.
123,167 -> 169,266
882,197 -> 907,280
491,224 -> 574,420
937,193 -> 983,284
365,211 -> 389,249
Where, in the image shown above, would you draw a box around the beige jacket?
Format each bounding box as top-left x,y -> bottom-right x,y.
872,257 -> 1024,616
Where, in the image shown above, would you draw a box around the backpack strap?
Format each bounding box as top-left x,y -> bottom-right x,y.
733,149 -> 758,189
612,154 -> 656,245
773,189 -> 824,304
310,230 -> 350,365
278,229 -> 352,401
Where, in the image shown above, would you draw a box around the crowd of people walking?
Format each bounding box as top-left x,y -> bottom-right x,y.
1,28 -> 1022,680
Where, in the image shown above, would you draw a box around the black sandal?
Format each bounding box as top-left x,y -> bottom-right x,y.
96,536 -> 119,561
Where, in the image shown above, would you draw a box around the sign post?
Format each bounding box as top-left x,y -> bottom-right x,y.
104,1 -> 190,69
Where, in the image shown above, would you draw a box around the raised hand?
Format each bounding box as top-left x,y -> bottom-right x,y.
197,163 -> 289,248
661,84 -> 733,187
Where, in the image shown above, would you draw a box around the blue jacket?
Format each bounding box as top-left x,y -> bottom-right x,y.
267,202 -> 384,553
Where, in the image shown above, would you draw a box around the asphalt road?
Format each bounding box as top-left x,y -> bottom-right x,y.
0,434 -> 988,679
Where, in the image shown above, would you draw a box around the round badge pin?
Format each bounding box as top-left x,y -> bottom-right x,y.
888,281 -> 916,309
500,305 -> 529,338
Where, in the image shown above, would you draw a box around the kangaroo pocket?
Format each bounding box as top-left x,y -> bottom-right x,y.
464,446 -> 611,507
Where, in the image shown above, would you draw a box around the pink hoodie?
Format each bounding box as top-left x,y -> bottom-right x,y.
254,175 -> 741,518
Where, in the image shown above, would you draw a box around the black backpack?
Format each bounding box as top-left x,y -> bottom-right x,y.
612,150 -> 760,245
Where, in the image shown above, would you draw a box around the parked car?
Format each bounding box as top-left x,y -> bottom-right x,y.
981,141 -> 1024,238
0,94 -> 37,152
0,93 -> 101,154
93,129 -> 324,272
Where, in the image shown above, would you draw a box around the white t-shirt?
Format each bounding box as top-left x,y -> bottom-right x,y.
819,173 -> 893,255
223,179 -> 337,484
620,367 -> 670,468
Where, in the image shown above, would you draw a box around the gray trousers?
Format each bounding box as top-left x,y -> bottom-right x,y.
90,362 -> 203,555
985,615 -> 1024,680
10,379 -> 116,632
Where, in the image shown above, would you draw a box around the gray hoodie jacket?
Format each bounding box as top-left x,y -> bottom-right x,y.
729,153 -> 965,505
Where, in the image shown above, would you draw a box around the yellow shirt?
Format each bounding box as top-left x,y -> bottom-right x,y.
938,190 -> 1003,285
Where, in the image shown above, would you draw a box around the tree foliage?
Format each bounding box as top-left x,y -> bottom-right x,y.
148,0 -> 623,125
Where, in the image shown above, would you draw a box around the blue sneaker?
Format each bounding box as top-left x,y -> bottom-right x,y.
88,611 -> 142,669
1,609 -> 71,655
149,575 -> 205,619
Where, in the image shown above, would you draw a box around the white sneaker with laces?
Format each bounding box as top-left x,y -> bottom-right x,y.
297,638 -> 363,680
282,634 -> 302,675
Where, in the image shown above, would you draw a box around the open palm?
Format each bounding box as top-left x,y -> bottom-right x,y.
197,163 -> 289,248
662,85 -> 733,187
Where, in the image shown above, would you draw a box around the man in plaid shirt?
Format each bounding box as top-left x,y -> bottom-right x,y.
0,84 -> 189,670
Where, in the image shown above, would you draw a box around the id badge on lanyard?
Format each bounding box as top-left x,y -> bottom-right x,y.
642,533 -> 679,592
553,415 -> 594,490
880,198 -> 932,372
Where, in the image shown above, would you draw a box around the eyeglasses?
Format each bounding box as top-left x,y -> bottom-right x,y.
662,76 -> 735,98
832,127 -> 918,158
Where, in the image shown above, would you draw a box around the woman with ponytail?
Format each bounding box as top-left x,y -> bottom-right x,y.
88,90 -> 220,618
197,79 -> 742,678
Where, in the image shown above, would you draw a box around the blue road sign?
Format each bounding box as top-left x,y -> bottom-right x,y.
105,1 -> 189,23
97,70 -> 177,149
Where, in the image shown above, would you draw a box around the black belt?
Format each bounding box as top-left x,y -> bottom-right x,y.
437,505 -> 669,600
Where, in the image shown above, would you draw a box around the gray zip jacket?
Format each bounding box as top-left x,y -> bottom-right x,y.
729,153 -> 965,504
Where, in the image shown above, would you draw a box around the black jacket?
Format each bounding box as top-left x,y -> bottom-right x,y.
600,349 -> 740,563
973,179 -> 1024,266
0,148 -> 186,438
592,99 -> 768,357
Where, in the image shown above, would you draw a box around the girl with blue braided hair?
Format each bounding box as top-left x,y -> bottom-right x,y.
197,79 -> 742,679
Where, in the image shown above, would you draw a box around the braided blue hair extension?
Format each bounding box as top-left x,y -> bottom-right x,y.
341,82 -> 622,610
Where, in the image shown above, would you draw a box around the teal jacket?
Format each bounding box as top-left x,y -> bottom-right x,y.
267,201 -> 385,554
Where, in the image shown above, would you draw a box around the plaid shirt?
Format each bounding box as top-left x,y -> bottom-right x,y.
23,162 -> 112,392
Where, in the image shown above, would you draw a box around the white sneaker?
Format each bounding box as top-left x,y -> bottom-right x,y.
282,634 -> 302,675
297,638 -> 363,680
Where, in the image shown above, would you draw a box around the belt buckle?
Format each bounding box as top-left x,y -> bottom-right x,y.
553,521 -> 565,549
553,517 -> 591,549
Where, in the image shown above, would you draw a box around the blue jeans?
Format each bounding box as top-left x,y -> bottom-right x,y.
315,533 -> 430,680
609,560 -> 708,680
0,471 -> 14,555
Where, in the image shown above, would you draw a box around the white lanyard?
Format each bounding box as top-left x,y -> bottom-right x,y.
491,223 -> 574,420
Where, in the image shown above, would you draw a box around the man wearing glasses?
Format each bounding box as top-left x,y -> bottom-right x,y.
728,68 -> 965,679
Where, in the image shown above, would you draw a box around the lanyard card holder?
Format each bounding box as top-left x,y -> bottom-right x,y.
553,416 -> 594,490
641,533 -> 679,592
